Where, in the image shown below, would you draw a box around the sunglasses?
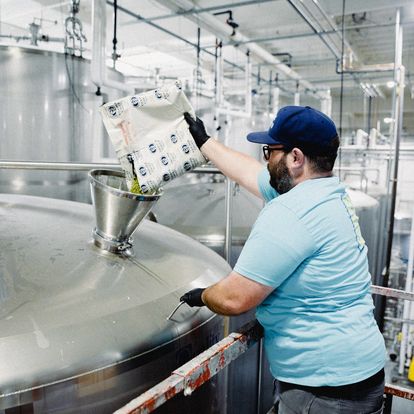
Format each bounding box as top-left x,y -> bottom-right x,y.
262,145 -> 285,161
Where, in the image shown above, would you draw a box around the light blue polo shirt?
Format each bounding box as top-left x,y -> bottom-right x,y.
234,168 -> 385,386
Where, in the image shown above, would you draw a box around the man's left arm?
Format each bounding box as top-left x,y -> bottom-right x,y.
181,271 -> 274,316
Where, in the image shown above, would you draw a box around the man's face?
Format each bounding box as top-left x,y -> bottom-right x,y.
266,148 -> 294,194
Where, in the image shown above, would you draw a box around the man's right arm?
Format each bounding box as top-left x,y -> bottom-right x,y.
184,113 -> 263,198
201,139 -> 263,199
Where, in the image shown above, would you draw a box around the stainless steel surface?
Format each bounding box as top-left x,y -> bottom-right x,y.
152,174 -> 263,267
346,181 -> 390,281
0,193 -> 231,413
224,177 -> 233,264
0,45 -> 123,202
89,169 -> 162,253
347,189 -> 381,279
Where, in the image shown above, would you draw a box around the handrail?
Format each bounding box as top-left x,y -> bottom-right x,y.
0,160 -> 222,174
114,285 -> 414,413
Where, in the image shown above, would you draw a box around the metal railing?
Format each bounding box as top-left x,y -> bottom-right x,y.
114,285 -> 414,414
0,160 -> 220,174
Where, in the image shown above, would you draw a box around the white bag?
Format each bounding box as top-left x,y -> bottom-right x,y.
100,81 -> 206,193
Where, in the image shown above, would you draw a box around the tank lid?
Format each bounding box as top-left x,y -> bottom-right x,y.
89,169 -> 162,254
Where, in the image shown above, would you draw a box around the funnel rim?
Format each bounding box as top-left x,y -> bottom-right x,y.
88,169 -> 162,201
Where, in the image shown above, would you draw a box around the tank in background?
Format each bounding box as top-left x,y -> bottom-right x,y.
152,173 -> 263,267
346,185 -> 387,282
0,45 -> 122,203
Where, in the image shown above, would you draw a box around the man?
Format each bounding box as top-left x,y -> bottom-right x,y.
181,106 -> 386,414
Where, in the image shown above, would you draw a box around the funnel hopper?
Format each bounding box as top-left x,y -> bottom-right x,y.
89,169 -> 162,253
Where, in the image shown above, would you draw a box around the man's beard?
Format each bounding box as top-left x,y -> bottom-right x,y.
267,154 -> 294,194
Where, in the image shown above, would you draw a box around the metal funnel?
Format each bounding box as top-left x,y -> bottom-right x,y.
89,169 -> 162,254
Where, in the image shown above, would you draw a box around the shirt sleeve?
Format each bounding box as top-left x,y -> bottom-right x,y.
234,202 -> 316,288
258,167 -> 279,202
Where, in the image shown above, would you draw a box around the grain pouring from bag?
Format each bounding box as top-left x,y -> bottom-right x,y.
100,81 -> 206,194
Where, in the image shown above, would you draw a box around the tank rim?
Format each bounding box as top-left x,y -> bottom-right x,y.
89,169 -> 163,200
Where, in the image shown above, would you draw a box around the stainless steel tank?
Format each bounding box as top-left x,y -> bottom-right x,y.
0,174 -> 231,413
151,173 -> 263,267
347,189 -> 381,279
0,45 -> 123,202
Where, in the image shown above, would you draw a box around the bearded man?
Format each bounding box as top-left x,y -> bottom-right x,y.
181,106 -> 385,414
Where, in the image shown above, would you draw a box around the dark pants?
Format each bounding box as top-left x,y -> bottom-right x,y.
274,369 -> 384,414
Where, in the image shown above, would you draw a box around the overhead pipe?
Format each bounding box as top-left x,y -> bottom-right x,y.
0,33 -> 65,43
307,0 -> 396,75
111,0 -> 276,96
229,21 -> 403,47
309,0 -> 357,60
302,0 -> 394,75
285,0 -> 361,88
131,0 -> 276,23
286,0 -> 341,60
214,47 -> 252,119
154,0 -> 325,99
112,2 -> 303,94
337,62 -> 395,74
91,0 -> 131,93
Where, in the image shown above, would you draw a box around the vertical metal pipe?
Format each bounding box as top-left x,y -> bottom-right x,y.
399,201 -> 414,374
193,27 -> 202,111
268,71 -> 273,103
377,8 -> 404,331
367,95 -> 372,138
224,177 -> 233,264
245,52 -> 252,115
112,0 -> 118,68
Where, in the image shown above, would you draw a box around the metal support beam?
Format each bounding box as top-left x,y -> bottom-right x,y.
378,8 -> 405,331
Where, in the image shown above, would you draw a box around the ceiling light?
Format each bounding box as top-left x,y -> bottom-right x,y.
383,117 -> 394,124
386,81 -> 395,88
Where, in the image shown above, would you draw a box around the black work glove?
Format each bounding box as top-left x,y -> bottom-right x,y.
180,288 -> 205,307
183,112 -> 210,149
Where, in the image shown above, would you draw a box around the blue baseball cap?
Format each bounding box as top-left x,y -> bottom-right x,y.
247,106 -> 338,155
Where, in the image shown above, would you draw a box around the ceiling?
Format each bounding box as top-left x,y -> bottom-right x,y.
1,0 -> 414,135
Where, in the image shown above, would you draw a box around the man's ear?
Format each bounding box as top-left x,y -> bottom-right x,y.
291,147 -> 305,167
